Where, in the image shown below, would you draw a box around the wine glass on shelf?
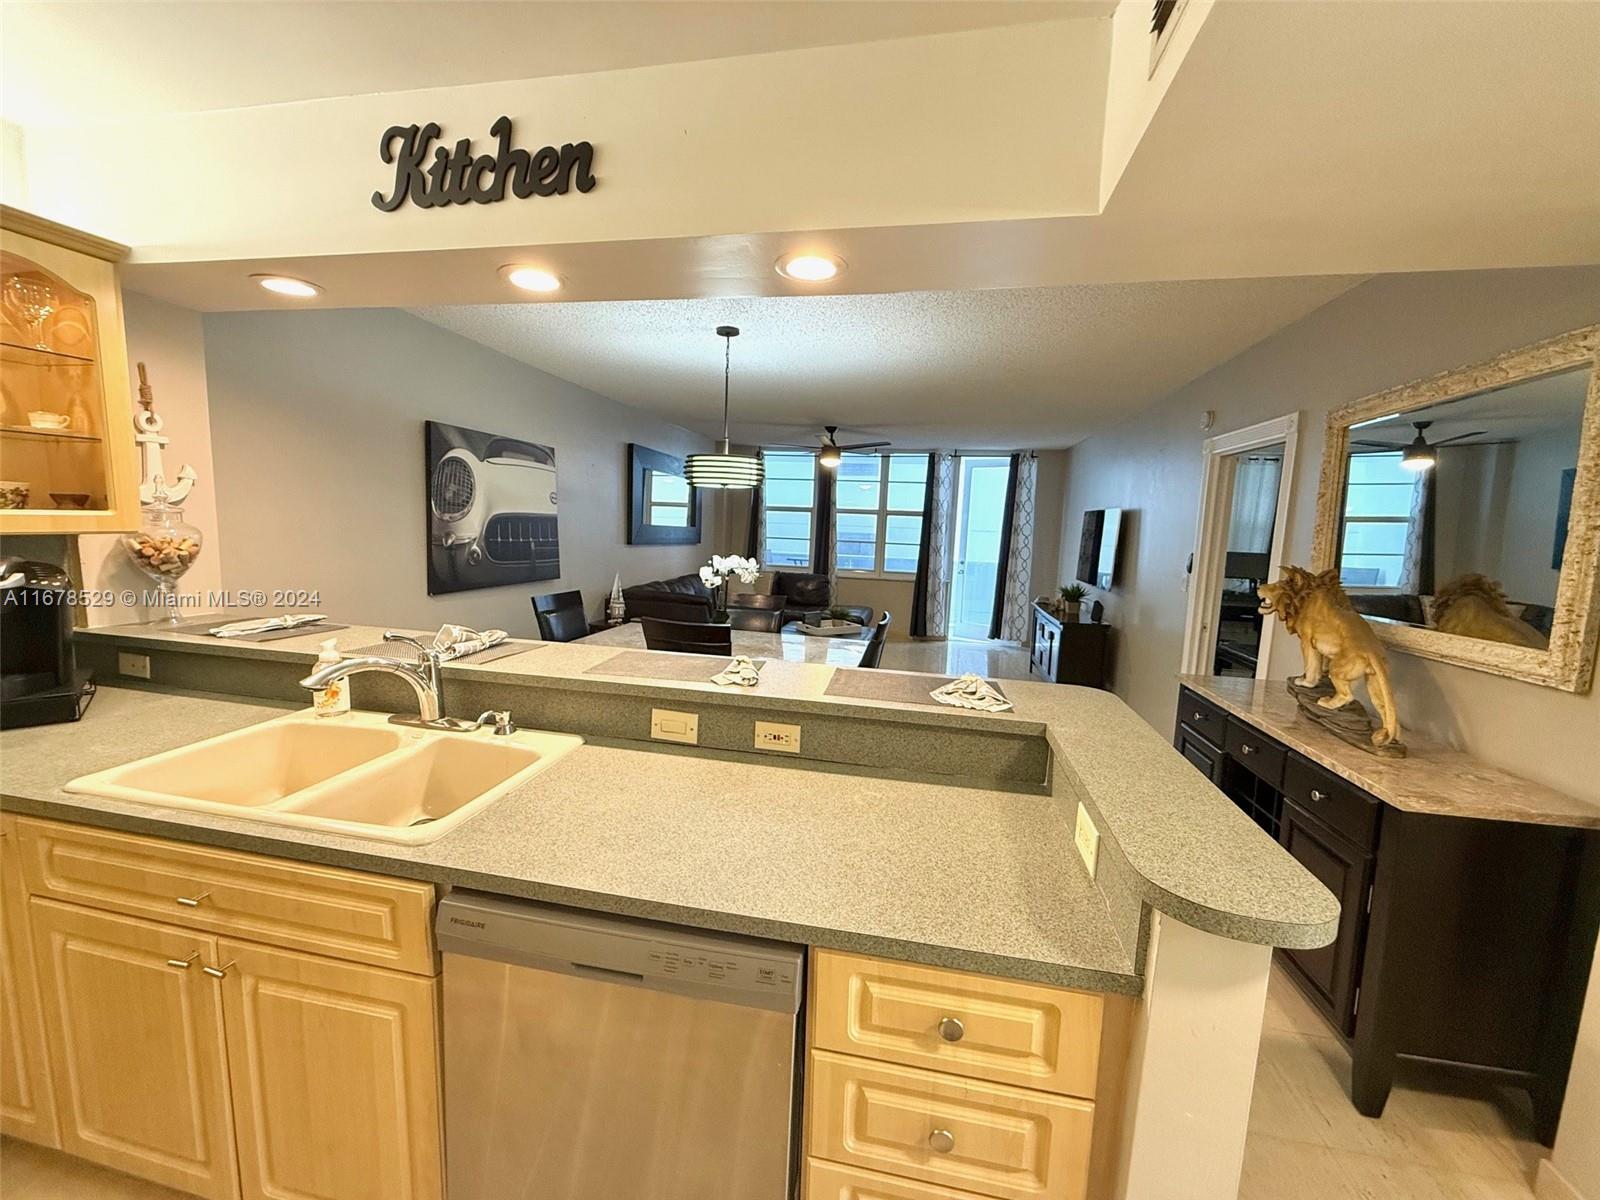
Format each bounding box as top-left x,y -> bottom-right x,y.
4,274 -> 57,350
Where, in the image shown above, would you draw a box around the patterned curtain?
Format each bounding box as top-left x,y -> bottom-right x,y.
923,452 -> 956,637
1398,467 -> 1436,595
992,453 -> 1037,642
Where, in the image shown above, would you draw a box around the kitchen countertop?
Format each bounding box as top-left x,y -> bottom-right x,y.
1180,674 -> 1600,829
2,686 -> 1139,992
9,620 -> 1345,980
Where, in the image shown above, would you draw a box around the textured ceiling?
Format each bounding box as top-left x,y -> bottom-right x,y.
413,277 -> 1364,449
1,1 -> 1100,125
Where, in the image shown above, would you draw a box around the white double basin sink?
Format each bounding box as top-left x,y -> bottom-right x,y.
65,710 -> 584,844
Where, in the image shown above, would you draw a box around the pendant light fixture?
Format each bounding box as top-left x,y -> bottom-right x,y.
684,325 -> 764,490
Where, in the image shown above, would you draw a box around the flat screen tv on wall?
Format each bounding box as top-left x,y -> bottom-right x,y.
1076,508 -> 1123,590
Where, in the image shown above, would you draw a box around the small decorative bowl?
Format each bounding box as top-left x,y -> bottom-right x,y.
50,492 -> 91,509
0,481 -> 29,510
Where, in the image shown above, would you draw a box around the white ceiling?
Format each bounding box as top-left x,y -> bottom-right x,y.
0,1 -> 1100,126
413,276 -> 1364,449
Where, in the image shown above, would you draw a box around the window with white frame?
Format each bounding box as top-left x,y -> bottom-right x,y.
761,451 -> 815,568
835,453 -> 929,576
1339,452 -> 1418,589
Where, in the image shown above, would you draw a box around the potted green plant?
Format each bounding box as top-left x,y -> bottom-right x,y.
1059,583 -> 1088,620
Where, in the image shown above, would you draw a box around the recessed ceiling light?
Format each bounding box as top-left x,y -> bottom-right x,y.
251,274 -> 321,298
501,265 -> 563,293
776,253 -> 845,283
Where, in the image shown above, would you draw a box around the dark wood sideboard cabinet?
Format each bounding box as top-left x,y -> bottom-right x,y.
1030,603 -> 1109,687
1175,684 -> 1600,1145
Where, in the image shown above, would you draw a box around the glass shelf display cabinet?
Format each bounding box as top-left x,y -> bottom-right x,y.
0,206 -> 139,533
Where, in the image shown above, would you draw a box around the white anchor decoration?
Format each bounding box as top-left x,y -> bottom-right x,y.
133,362 -> 198,506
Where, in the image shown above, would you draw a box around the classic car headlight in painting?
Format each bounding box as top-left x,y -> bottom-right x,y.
425,420 -> 560,595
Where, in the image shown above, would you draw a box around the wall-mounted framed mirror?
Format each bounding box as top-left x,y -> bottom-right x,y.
1311,325 -> 1600,692
627,443 -> 702,545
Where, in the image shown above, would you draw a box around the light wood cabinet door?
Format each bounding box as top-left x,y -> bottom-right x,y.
29,897 -> 239,1200
1,815 -> 59,1147
812,949 -> 1105,1098
17,818 -> 437,975
217,938 -> 442,1200
807,1156 -> 998,1200
0,207 -> 139,534
807,1049 -> 1094,1200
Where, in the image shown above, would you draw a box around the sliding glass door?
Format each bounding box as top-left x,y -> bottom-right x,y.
948,456 -> 1010,640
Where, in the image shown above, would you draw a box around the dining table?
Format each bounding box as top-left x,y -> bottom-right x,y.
574,618 -> 871,667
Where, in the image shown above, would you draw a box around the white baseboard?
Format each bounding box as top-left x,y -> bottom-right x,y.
1537,1159 -> 1589,1200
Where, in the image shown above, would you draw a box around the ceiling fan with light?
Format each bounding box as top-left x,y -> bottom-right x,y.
1352,420 -> 1490,472
769,425 -> 892,469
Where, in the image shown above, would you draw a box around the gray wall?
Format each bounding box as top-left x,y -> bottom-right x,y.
1057,265 -> 1600,801
202,309 -> 714,635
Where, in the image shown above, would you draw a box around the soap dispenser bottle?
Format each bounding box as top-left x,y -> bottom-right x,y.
311,638 -> 350,717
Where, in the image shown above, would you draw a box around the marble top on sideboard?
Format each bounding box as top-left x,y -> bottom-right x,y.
1180,675 -> 1600,830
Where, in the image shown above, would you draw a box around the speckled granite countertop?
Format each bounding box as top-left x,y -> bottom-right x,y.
28,622 -> 1343,969
2,687 -> 1139,992
1180,675 -> 1600,829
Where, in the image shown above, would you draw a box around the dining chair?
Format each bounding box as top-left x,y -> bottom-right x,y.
640,617 -> 733,656
729,608 -> 784,632
857,611 -> 892,669
532,590 -> 588,642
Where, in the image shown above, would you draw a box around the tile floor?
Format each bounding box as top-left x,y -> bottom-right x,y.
1247,964 -> 1546,1199
0,966 -> 1550,1199
878,637 -> 1035,680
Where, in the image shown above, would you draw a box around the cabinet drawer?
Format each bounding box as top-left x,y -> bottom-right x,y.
812,950 -> 1103,1098
1176,690 -> 1226,746
1282,756 -> 1379,851
16,819 -> 435,975
808,1157 -> 995,1200
1225,719 -> 1286,788
807,1049 -> 1094,1200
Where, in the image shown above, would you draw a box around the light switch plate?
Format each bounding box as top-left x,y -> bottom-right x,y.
754,721 -> 801,753
1074,803 -> 1100,879
650,709 -> 698,745
118,652 -> 152,680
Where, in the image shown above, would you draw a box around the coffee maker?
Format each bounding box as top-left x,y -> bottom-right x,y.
0,557 -> 95,729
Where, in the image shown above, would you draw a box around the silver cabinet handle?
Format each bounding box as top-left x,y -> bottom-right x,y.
1240,744 -> 1256,755
1192,711 -> 1204,721
928,1128 -> 956,1154
1310,789 -> 1326,803
166,953 -> 199,970
937,1016 -> 965,1043
202,961 -> 234,980
175,891 -> 210,908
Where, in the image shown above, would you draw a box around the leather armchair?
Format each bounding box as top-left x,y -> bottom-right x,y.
771,571 -> 873,626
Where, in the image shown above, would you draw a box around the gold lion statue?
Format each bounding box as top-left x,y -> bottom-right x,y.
1432,573 -> 1548,648
1257,566 -> 1401,748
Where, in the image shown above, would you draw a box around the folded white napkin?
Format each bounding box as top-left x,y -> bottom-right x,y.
930,673 -> 1013,712
209,614 -> 324,637
711,655 -> 762,687
431,624 -> 508,662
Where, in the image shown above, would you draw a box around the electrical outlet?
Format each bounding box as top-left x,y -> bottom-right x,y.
754,722 -> 801,753
650,709 -> 698,745
118,652 -> 152,680
1074,803 -> 1100,879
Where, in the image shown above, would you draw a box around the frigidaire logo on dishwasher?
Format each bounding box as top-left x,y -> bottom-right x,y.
449,917 -> 487,929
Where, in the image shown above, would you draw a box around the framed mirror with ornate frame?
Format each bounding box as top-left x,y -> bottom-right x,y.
1310,325 -> 1600,692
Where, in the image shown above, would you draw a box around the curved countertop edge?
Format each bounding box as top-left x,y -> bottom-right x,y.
67,622 -> 1343,954
0,791 -> 1143,996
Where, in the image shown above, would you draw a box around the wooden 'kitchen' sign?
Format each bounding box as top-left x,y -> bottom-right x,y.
372,116 -> 597,212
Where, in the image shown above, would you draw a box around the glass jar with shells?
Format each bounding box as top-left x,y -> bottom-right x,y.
122,481 -> 203,623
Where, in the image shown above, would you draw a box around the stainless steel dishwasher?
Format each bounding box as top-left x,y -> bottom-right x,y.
436,891 -> 805,1200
